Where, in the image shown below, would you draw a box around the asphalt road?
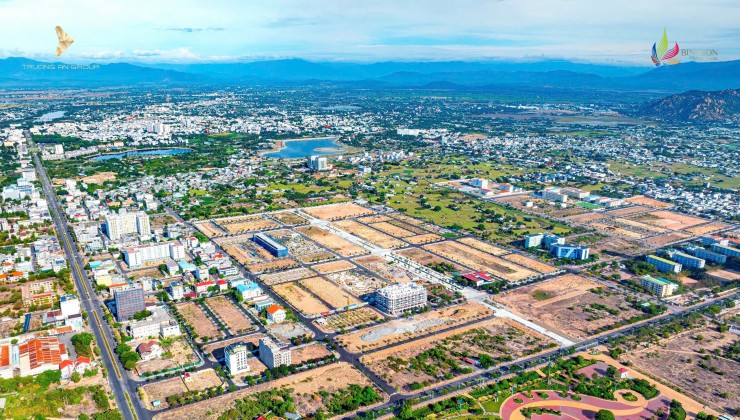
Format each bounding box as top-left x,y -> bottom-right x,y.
33,150 -> 144,420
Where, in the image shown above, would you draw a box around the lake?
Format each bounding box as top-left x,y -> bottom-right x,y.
265,137 -> 344,159
36,111 -> 66,122
93,148 -> 192,161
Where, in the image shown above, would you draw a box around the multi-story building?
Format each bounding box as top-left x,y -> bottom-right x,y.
641,275 -> 679,297
470,178 -> 489,189
524,233 -> 565,250
236,282 -> 263,301
169,281 -> 184,300
224,342 -> 251,376
374,283 -> 427,315
253,233 -> 289,257
308,155 -> 329,171
18,337 -> 67,377
105,209 -> 151,240
550,244 -> 590,260
258,337 -> 292,369
540,187 -> 568,203
665,250 -> 705,269
122,241 -> 185,268
646,255 -> 682,273
59,294 -> 81,318
682,245 -> 727,265
114,285 -> 145,321
524,233 -> 544,248
559,187 -> 590,200
126,306 -> 181,339
712,243 -> 740,258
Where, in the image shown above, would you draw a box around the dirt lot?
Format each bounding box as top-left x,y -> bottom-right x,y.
154,362 -> 381,420
300,276 -> 361,309
685,222 -> 732,235
259,267 -> 316,285
357,215 -> 392,224
334,220 -> 407,249
623,325 -> 739,414
271,211 -> 308,226
272,282 -> 330,317
337,302 -> 493,353
219,216 -> 279,233
205,296 -> 254,334
369,221 -> 415,238
316,306 -> 384,333
424,241 -> 537,282
246,258 -> 299,274
362,318 -> 556,391
397,247 -> 468,272
494,274 -> 646,341
354,255 -> 414,282
327,270 -> 388,296
312,260 -> 356,274
80,171 -> 116,184
644,232 -> 692,246
136,338 -> 199,376
458,237 -> 510,256
296,251 -> 336,264
631,211 -> 708,231
623,196 -> 673,208
291,342 -> 333,364
176,302 -> 221,342
296,225 -> 368,256
141,368 -> 223,410
567,213 -> 610,224
193,221 -> 224,238
502,253 -> 558,274
404,233 -> 443,244
221,244 -> 260,265
304,202 -> 375,220
268,320 -> 314,342
605,205 -> 652,217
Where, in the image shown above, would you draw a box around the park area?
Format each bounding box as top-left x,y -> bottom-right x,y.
337,302 -> 493,353
154,362 -> 385,420
205,296 -> 254,335
362,318 -> 557,391
494,275 -> 655,340
175,301 -> 222,342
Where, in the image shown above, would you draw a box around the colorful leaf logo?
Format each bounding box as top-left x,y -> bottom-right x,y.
651,27 -> 680,66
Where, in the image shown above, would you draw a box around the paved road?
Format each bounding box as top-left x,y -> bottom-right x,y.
32,149 -> 143,420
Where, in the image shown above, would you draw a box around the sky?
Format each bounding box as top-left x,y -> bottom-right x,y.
0,0 -> 738,66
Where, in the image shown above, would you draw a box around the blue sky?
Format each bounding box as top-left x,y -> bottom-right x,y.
0,0 -> 738,65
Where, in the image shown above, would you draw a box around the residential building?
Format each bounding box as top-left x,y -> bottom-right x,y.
253,233 -> 289,257
236,281 -> 263,301
266,304 -> 286,323
59,294 -> 81,318
308,155 -> 328,171
712,243 -> 740,258
18,337 -> 67,377
641,275 -> 679,297
682,245 -> 727,264
137,341 -> 162,361
541,187 -> 568,202
114,285 -> 145,321
105,209 -> 151,240
665,250 -> 705,269
127,306 -> 181,339
551,244 -> 590,260
646,255 -> 683,273
224,342 -> 251,376
122,241 -> 185,268
169,281 -> 184,300
259,337 -> 291,369
374,283 -> 427,315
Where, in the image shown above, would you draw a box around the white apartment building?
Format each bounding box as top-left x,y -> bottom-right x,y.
259,337 -> 292,369
122,241 -> 185,268
224,342 -> 251,376
374,283 -> 427,315
105,209 -> 151,240
308,155 -> 329,171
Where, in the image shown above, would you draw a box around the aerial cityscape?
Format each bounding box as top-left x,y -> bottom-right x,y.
0,1 -> 738,420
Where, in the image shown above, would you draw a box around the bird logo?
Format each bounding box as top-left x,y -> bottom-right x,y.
55,26 -> 74,56
651,27 -> 680,66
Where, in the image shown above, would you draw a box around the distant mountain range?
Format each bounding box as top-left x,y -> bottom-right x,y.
638,89 -> 740,122
0,57 -> 739,94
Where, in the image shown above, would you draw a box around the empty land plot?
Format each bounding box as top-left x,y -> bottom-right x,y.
397,248 -> 468,272
386,219 -> 431,235
362,318 -> 556,391
272,283 -> 330,317
316,306 -> 384,333
194,221 -> 224,238
424,241 -> 537,282
635,211 -> 707,230
300,276 -> 361,309
589,222 -> 646,239
296,251 -> 336,264
141,368 -> 224,411
615,217 -> 669,233
304,203 -> 375,220
259,267 -> 316,286
357,215 -> 392,224
606,206 -> 652,217
624,196 -> 673,208
624,326 -> 739,413
328,270 -> 388,296
404,233 -> 443,244
312,260 -> 356,274
271,211 -> 308,226
206,296 -> 253,334
494,275 -> 646,341
136,339 -> 199,376
458,237 -> 510,256
246,258 -> 299,274
221,244 -> 261,265
219,216 -> 279,233
389,212 -> 426,226
334,220 -> 407,249
176,302 -> 221,342
354,255 -> 414,282
567,213 -> 609,224
290,343 -> 333,364
337,302 -> 493,353
644,232 -> 692,246
369,221 -> 415,238
155,362 -> 380,420
686,221 -> 732,235
503,253 -> 558,274
296,225 -> 368,257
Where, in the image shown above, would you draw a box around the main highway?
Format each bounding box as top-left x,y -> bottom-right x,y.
32,147 -> 144,420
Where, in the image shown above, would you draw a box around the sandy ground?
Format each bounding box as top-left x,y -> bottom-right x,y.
312,260 -> 356,274
494,274 -> 645,341
327,270 -> 388,296
273,282 -> 330,316
315,306 -> 384,333
304,203 -> 375,220
80,171 -> 117,184
637,210 -> 708,230
606,205 -> 652,217
644,232 -> 691,246
686,222 -> 732,235
136,339 -> 198,376
567,213 -> 610,224
296,251 -> 336,264
337,302 -> 493,353
193,221 -> 224,238
259,267 -> 316,285
219,217 -> 279,233
141,368 -> 223,410
424,241 -> 537,282
623,196 -> 674,208
300,276 -> 361,309
404,233 -> 443,244
397,247 -> 468,272
205,296 -> 254,334
155,362 -> 381,420
616,217 -> 669,233
458,237 -> 510,256
291,342 -> 333,364
353,255 -> 414,282
296,225 -> 368,256
246,258 -> 299,274
202,333 -> 266,361
369,221 -> 415,237
502,253 -> 558,274
334,220 -> 407,249
357,215 -> 393,224
271,211 -> 308,226
176,301 -> 221,342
